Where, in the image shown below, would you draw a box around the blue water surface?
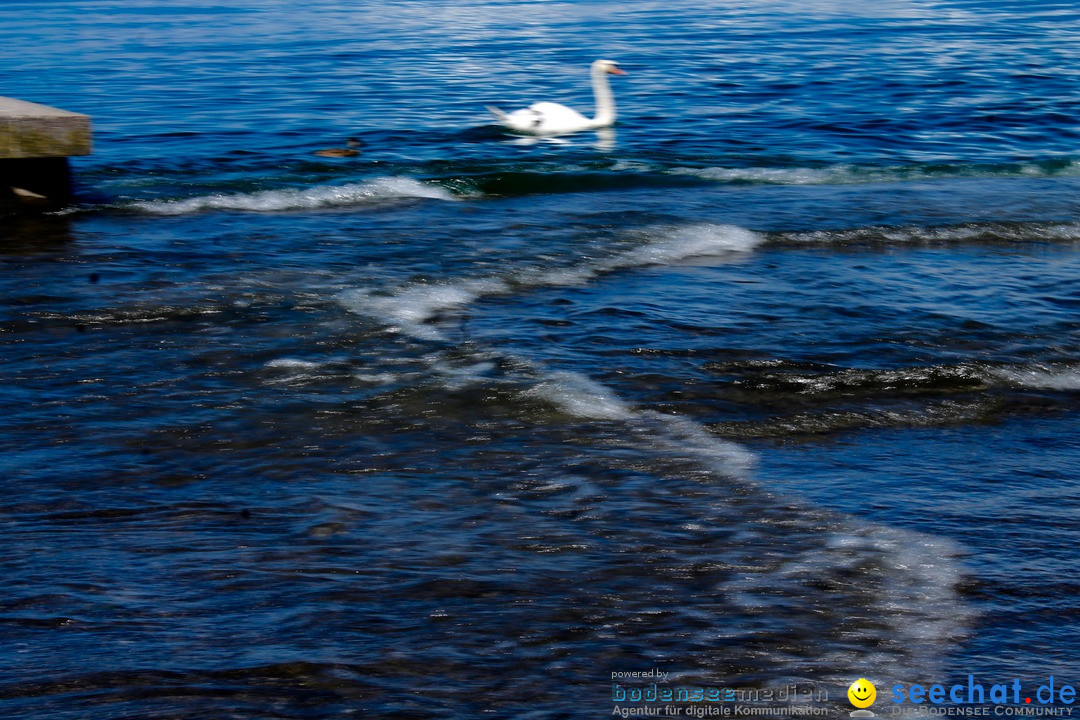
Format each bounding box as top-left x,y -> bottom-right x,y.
2,1 -> 1079,718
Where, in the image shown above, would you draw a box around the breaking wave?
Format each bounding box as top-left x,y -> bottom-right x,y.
132,177 -> 455,215
998,364 -> 1080,391
700,361 -> 1080,438
776,221 -> 1080,246
338,223 -> 762,338
713,361 -> 1080,398
668,158 -> 1080,186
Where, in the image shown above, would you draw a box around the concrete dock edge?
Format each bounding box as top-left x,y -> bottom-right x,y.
0,96 -> 91,209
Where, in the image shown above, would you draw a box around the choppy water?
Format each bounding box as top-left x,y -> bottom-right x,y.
2,0 -> 1079,717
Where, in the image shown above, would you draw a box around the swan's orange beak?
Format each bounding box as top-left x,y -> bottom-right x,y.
609,67 -> 627,75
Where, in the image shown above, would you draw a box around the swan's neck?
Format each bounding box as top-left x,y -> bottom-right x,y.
590,67 -> 616,126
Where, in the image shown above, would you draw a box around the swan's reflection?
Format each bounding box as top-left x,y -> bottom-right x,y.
594,127 -> 615,151
509,135 -> 570,147
505,128 -> 615,151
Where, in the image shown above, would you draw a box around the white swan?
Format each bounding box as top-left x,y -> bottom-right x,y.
487,60 -> 626,136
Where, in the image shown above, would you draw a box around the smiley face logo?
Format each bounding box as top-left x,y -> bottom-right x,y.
848,679 -> 877,709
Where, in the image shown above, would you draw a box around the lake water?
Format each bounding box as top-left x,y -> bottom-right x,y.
2,1 -> 1079,718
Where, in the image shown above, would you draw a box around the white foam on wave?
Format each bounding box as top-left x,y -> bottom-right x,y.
604,223 -> 763,270
515,366 -> 971,680
296,318 -> 966,680
721,520 -> 972,679
338,223 -> 762,339
353,371 -> 401,385
670,159 -> 1080,186
505,359 -> 754,472
524,371 -> 634,421
672,165 -> 854,185
784,222 -> 1080,246
514,367 -> 970,679
429,359 -> 498,390
265,358 -> 325,370
339,278 -> 509,340
527,224 -> 761,287
996,364 -> 1080,390
133,177 -> 454,215
262,356 -> 336,385
640,410 -> 757,478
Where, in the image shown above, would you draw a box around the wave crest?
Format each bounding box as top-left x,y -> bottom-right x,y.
133,177 -> 454,215
339,223 -> 762,338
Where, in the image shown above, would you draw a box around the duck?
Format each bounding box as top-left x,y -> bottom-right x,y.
314,137 -> 363,157
487,60 -> 626,136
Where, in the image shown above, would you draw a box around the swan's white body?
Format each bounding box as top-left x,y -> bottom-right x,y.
488,60 -> 626,136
